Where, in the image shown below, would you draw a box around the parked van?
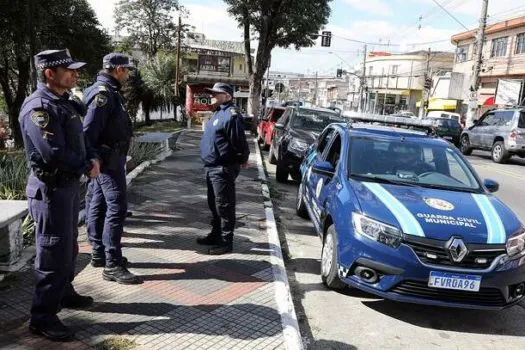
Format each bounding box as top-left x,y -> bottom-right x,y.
426,110 -> 461,121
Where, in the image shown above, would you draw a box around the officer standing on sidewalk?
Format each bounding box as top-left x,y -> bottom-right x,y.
83,53 -> 140,284
19,49 -> 100,341
198,83 -> 250,255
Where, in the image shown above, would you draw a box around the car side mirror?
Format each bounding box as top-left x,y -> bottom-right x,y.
274,123 -> 285,130
312,160 -> 335,177
484,179 -> 499,193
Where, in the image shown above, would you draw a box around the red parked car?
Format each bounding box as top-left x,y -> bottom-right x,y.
257,107 -> 286,150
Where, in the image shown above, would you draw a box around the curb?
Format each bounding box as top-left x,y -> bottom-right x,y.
253,139 -> 304,350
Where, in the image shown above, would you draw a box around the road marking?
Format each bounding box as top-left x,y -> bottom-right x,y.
253,139 -> 304,350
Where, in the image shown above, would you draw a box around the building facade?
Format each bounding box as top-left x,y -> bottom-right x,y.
451,16 -> 525,115
182,35 -> 253,116
364,51 -> 455,115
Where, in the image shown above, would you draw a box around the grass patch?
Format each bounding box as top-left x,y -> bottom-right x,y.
0,152 -> 28,200
134,121 -> 185,135
128,139 -> 163,166
93,337 -> 137,350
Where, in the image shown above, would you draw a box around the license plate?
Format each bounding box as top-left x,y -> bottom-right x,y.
428,271 -> 481,292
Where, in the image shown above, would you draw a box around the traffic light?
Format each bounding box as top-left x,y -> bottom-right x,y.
321,31 -> 332,47
336,69 -> 343,78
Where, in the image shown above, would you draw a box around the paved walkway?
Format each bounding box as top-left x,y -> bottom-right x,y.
0,131 -> 294,349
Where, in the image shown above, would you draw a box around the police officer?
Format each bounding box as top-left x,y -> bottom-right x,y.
83,53 -> 139,284
19,49 -> 100,341
198,83 -> 250,255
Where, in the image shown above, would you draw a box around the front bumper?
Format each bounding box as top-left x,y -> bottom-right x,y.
338,233 -> 525,310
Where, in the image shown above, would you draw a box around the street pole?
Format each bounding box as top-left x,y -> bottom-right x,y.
419,47 -> 431,118
314,71 -> 319,105
358,44 -> 367,112
174,15 -> 182,98
466,0 -> 489,127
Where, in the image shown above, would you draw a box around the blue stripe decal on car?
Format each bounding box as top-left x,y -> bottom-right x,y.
472,194 -> 506,244
363,182 -> 425,237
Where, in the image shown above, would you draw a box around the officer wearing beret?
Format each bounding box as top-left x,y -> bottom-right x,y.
83,53 -> 139,284
198,83 -> 250,255
18,49 -> 100,341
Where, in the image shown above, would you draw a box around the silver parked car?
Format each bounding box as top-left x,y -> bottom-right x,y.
460,107 -> 525,163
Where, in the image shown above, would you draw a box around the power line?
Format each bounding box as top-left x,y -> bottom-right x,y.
431,0 -> 470,31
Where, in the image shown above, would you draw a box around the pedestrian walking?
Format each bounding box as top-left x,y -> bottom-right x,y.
198,82 -> 250,255
18,49 -> 100,341
83,53 -> 140,284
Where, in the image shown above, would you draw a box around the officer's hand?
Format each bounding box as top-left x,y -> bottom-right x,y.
88,158 -> 100,178
241,162 -> 249,169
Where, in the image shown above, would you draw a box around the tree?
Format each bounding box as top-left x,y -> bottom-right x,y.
0,0 -> 111,147
114,0 -> 180,59
223,0 -> 332,131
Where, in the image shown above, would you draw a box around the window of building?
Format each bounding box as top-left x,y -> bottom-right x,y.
491,37 -> 508,57
368,66 -> 373,76
239,64 -> 243,71
516,33 -> 525,54
391,65 -> 399,75
456,45 -> 469,62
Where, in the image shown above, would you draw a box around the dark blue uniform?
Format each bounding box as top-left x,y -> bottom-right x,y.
200,101 -> 250,245
83,72 -> 132,267
19,83 -> 95,326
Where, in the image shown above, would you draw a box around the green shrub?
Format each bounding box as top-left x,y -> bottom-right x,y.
22,214 -> 35,246
0,153 -> 28,200
128,139 -> 162,165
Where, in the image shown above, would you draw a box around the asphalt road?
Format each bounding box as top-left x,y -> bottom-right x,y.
261,147 -> 525,350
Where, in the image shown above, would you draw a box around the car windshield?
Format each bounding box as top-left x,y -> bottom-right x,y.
348,137 -> 481,191
291,111 -> 344,131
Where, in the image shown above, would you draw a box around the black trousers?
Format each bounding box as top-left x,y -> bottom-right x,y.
205,165 -> 240,240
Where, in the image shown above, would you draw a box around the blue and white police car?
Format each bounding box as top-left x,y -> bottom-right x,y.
296,114 -> 525,309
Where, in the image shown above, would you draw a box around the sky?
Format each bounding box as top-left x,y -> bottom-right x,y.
87,0 -> 525,76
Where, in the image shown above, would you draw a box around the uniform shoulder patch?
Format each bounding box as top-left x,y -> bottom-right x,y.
95,93 -> 108,107
31,110 -> 50,129
229,108 -> 240,118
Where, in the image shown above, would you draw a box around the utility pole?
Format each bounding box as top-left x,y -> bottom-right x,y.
358,44 -> 367,112
314,71 -> 319,105
466,0 -> 489,127
174,15 -> 182,98
419,47 -> 432,118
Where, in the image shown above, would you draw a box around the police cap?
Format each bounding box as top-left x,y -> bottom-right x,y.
204,82 -> 234,97
103,53 -> 135,69
34,49 -> 86,70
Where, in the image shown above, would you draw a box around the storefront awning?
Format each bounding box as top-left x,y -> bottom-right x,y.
483,96 -> 495,106
416,98 -> 457,110
183,74 -> 250,86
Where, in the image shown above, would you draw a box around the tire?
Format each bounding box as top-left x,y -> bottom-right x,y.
276,161 -> 289,183
491,141 -> 510,164
269,143 -> 277,164
296,182 -> 309,219
460,135 -> 472,155
321,225 -> 346,290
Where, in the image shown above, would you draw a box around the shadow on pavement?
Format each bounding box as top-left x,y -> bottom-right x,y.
361,299 -> 525,336
307,339 -> 358,350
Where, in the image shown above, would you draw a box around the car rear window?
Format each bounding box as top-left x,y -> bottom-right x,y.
271,109 -> 285,122
434,119 -> 460,127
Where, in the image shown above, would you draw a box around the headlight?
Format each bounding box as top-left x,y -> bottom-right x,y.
353,213 -> 402,248
289,138 -> 309,152
506,228 -> 525,259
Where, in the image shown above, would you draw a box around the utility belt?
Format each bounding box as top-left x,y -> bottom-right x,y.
99,142 -> 129,171
32,168 -> 79,189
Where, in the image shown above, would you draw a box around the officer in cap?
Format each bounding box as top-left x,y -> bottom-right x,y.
18,49 -> 100,341
198,82 -> 250,255
83,53 -> 139,284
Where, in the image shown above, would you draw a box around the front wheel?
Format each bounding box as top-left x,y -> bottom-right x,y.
296,182 -> 309,219
460,135 -> 472,155
492,141 -> 510,164
321,225 -> 346,290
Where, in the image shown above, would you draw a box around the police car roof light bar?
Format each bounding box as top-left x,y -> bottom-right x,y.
342,111 -> 436,136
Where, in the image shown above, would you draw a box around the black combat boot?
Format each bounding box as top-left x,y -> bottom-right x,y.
29,318 -> 74,341
102,265 -> 141,284
208,236 -> 233,255
196,232 -> 222,246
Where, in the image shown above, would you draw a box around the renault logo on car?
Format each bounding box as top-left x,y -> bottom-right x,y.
447,237 -> 468,263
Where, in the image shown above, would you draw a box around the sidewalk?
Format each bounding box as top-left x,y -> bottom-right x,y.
0,130 -> 299,350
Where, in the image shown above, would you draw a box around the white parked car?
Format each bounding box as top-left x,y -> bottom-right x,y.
426,111 -> 461,121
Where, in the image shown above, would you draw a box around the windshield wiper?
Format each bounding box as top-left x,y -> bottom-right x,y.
416,183 -> 479,193
349,174 -> 419,187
